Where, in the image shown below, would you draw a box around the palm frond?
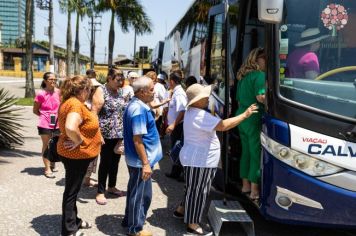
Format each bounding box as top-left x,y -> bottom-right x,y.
0,88 -> 24,149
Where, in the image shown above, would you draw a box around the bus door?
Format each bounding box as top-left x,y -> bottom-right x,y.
206,2 -> 231,192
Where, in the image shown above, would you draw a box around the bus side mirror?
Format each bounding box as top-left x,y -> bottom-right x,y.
258,0 -> 283,24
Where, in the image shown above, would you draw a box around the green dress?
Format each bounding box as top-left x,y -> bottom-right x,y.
235,70 -> 265,183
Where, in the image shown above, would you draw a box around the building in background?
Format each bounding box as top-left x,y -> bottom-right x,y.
0,0 -> 28,45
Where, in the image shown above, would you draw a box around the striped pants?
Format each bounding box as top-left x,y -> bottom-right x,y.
181,166 -> 217,224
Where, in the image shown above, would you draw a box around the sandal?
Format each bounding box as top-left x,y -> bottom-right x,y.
79,220 -> 92,229
249,195 -> 260,206
44,171 -> 55,179
83,179 -> 98,187
241,191 -> 251,197
107,189 -> 126,197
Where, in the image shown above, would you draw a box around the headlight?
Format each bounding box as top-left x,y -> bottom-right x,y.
261,133 -> 344,176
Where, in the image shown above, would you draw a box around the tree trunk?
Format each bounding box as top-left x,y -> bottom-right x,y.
108,10 -> 115,67
48,0 -> 54,72
74,12 -> 80,75
25,0 -> 34,98
66,10 -> 72,77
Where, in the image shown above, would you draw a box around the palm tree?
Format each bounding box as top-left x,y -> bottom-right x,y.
0,88 -> 24,148
73,0 -> 91,75
25,0 -> 35,98
60,0 -> 76,76
97,0 -> 152,66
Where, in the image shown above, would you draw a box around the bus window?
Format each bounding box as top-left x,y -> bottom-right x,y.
209,13 -> 226,102
241,0 -> 265,59
280,0 -> 356,120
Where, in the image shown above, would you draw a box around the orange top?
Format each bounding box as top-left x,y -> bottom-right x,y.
57,97 -> 101,159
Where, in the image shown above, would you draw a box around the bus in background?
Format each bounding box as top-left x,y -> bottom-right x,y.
151,41 -> 164,74
160,0 -> 356,227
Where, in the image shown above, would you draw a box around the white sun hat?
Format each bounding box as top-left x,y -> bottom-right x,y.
186,84 -> 212,107
128,71 -> 139,78
295,28 -> 329,47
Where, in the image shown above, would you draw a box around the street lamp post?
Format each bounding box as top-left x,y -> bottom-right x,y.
36,0 -> 54,72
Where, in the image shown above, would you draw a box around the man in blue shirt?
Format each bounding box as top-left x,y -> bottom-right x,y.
122,76 -> 163,236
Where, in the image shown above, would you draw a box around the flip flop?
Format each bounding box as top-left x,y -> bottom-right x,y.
241,191 -> 251,197
79,220 -> 92,229
249,195 -> 260,206
44,172 -> 55,179
107,189 -> 126,197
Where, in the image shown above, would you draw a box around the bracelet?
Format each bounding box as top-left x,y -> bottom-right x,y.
143,162 -> 150,166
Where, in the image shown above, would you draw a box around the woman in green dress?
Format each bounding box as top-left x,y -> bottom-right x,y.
236,48 -> 266,202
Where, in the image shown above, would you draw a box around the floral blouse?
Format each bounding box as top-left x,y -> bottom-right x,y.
99,85 -> 127,139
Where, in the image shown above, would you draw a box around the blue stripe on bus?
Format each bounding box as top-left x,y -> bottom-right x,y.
262,115 -> 290,147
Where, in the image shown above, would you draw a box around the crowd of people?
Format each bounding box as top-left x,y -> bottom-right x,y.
33,47 -> 265,236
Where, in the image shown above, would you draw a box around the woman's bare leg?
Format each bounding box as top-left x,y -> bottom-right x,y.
40,134 -> 51,174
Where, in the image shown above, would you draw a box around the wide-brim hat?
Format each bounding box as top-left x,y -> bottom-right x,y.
186,84 -> 212,107
295,28 -> 329,47
90,78 -> 101,87
128,71 -> 139,78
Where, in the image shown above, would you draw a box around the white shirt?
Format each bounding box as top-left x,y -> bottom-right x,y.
154,82 -> 167,116
121,85 -> 134,100
179,107 -> 221,168
167,85 -> 187,125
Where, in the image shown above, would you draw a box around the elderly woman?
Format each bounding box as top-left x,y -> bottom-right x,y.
57,76 -> 102,236
236,47 -> 266,201
33,72 -> 60,178
174,84 -> 257,235
92,68 -> 127,205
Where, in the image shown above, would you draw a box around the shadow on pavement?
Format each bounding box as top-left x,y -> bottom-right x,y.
0,148 -> 41,158
144,135 -> 187,235
30,214 -> 61,236
95,214 -> 127,235
20,167 -> 43,176
146,207 -> 185,236
0,159 -> 11,165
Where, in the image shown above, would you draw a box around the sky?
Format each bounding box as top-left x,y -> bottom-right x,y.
35,0 -> 195,64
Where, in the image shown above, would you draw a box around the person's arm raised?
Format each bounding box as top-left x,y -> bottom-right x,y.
215,104 -> 258,132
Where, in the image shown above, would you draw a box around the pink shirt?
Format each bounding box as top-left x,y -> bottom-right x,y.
34,89 -> 60,129
286,48 -> 320,78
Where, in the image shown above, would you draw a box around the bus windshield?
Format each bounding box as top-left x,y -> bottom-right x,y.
279,0 -> 356,120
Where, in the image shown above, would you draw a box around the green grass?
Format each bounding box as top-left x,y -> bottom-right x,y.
15,97 -> 34,106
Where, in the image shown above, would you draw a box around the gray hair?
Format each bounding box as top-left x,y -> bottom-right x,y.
132,76 -> 152,93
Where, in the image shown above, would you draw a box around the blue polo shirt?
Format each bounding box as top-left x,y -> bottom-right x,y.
123,97 -> 163,168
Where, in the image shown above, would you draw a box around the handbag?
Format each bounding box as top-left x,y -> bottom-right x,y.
44,116 -> 61,162
45,135 -> 61,162
114,139 -> 125,155
169,139 -> 183,164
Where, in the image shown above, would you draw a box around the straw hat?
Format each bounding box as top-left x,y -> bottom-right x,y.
186,84 -> 212,107
295,28 -> 329,47
128,71 -> 139,78
90,78 -> 101,87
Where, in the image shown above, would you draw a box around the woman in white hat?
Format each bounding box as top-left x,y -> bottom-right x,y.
173,83 -> 257,235
286,28 -> 328,79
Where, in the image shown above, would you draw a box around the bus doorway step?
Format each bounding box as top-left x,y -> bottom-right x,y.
208,200 -> 255,236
